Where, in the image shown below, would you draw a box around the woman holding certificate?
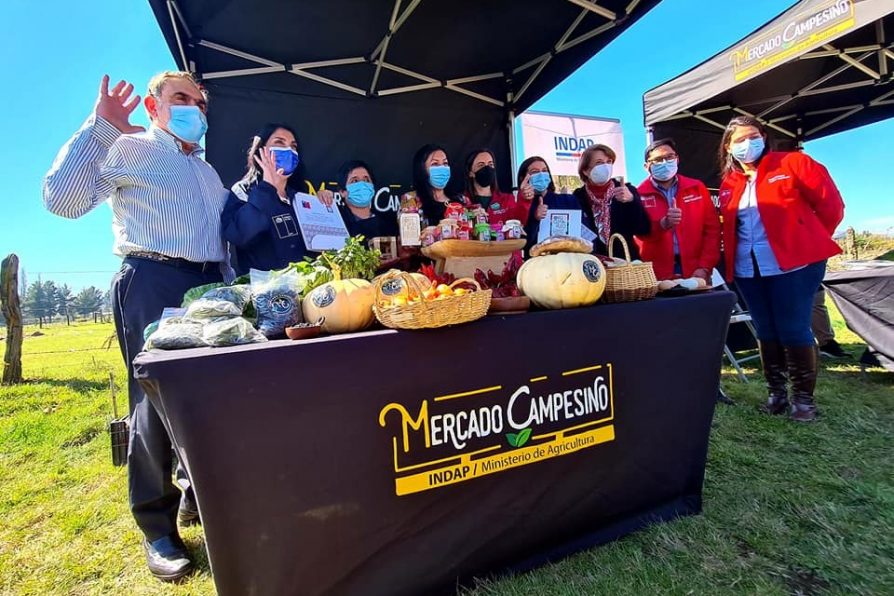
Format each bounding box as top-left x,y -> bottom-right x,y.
221,123 -> 334,275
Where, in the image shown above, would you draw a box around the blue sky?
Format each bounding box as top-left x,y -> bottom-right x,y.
2,0 -> 891,291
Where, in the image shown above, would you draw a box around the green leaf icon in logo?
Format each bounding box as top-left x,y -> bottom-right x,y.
506,428 -> 532,448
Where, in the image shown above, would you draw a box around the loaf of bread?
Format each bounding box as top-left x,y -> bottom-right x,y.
529,236 -> 592,257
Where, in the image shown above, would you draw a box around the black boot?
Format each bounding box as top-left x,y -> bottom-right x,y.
785,345 -> 819,422
758,340 -> 789,415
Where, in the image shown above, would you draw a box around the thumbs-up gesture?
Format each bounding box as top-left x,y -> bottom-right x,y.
663,197 -> 682,229
535,194 -> 548,221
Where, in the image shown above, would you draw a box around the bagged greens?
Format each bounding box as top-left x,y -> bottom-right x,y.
202,317 -> 267,347
250,269 -> 303,337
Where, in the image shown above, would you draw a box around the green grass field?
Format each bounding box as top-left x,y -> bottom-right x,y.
1,302 -> 893,595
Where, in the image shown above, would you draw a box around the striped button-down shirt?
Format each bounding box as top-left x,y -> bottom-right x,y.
43,115 -> 229,265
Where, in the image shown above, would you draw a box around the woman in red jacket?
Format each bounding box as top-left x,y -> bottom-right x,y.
462,148 -> 527,225
718,116 -> 844,422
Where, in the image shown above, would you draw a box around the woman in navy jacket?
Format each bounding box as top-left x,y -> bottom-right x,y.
221,123 -> 333,275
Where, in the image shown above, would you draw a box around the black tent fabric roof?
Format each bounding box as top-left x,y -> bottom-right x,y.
148,0 -> 660,193
643,0 -> 894,188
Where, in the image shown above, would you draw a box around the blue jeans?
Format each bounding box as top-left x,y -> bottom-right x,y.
735,260 -> 826,347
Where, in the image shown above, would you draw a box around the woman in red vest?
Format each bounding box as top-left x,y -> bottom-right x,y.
718,116 -> 844,422
462,148 -> 527,225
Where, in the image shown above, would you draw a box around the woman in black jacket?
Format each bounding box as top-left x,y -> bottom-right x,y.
572,144 -> 650,258
221,123 -> 334,275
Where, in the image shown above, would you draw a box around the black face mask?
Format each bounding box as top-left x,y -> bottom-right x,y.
473,165 -> 495,188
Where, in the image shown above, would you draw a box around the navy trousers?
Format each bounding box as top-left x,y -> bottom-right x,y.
111,257 -> 221,540
735,260 -> 826,347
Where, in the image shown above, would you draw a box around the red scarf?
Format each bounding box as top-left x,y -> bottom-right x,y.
585,182 -> 612,245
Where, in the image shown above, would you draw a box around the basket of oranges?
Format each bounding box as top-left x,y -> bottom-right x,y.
372,270 -> 492,330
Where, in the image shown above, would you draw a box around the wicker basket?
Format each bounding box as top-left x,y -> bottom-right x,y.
602,233 -> 658,303
373,271 -> 492,330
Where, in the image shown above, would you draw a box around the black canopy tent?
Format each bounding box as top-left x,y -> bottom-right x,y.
643,0 -> 894,189
148,0 -> 660,196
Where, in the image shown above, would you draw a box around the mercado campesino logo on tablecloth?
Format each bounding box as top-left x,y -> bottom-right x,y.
729,0 -> 855,82
378,362 -> 615,495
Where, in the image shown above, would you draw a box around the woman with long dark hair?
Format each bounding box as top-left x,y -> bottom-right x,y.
408,144 -> 461,226
718,115 -> 844,422
221,123 -> 333,275
462,148 -> 525,225
517,156 -> 577,252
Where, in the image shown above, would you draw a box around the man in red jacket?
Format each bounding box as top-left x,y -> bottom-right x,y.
635,139 -> 720,281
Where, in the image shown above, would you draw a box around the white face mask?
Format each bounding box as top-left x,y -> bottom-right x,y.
588,163 -> 613,185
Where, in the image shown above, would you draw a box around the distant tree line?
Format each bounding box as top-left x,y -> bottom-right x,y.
1,279 -> 112,326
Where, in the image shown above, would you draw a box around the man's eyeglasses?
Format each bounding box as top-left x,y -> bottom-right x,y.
647,154 -> 678,165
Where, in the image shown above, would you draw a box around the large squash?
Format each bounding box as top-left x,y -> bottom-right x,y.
516,253 -> 606,309
302,279 -> 375,333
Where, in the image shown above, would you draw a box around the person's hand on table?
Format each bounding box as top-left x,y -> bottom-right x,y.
692,268 -> 711,282
661,198 -> 683,229
95,75 -> 145,134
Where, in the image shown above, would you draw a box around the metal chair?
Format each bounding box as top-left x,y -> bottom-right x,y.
712,269 -> 760,382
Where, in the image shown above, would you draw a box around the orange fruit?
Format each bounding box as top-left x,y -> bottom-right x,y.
436,284 -> 453,296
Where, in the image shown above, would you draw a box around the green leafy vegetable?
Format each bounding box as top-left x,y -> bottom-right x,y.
181,282 -> 226,308
283,235 -> 381,296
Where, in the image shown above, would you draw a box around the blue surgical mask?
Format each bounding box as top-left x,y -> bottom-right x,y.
346,181 -> 375,207
269,147 -> 300,176
588,163 -> 613,185
650,159 -> 678,182
530,171 -> 551,193
428,165 -> 451,189
167,105 -> 207,144
731,137 -> 765,164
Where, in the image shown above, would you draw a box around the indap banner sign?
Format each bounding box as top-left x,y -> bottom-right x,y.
519,110 -> 626,180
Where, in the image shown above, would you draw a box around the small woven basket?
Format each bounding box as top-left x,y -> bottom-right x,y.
373,270 -> 492,329
602,233 -> 658,303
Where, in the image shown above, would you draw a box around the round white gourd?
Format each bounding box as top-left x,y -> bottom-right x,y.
302,279 -> 375,333
517,253 -> 607,309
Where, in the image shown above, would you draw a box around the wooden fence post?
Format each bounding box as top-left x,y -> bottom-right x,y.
1,254 -> 23,385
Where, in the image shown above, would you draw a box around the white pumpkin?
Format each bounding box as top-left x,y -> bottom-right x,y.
516,253 -> 607,309
302,279 -> 375,333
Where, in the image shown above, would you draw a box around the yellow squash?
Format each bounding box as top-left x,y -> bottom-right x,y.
516,253 -> 606,309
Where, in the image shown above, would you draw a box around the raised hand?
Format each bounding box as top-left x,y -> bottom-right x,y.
95,75 -> 145,134
254,147 -> 289,196
663,197 -> 683,229
535,195 -> 548,221
520,174 -> 534,201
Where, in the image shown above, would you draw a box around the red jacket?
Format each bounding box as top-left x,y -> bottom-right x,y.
635,175 -> 721,280
719,151 -> 844,281
462,191 -> 527,225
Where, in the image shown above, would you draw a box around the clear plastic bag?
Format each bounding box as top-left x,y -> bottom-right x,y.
250,269 -> 303,338
144,320 -> 207,350
185,298 -> 242,320
202,317 -> 268,347
200,285 -> 252,312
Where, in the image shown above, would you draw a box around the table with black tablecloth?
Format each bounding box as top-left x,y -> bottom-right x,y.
134,291 -> 735,596
824,263 -> 894,371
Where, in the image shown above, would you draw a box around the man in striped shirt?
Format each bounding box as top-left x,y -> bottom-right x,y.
43,71 -> 228,581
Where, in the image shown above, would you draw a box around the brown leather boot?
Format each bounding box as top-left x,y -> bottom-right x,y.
785,345 -> 819,422
758,340 -> 789,415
